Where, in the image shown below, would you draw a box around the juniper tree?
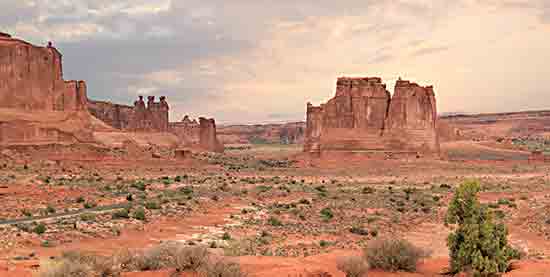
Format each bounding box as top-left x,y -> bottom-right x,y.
445,180 -> 519,276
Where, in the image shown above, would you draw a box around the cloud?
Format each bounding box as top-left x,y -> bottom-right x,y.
411,46 -> 450,57
1,0 -> 549,124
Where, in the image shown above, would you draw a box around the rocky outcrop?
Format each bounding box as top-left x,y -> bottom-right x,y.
88,95 -> 169,132
304,76 -> 440,156
169,115 -> 200,145
0,33 -> 94,146
198,117 -> 224,153
0,34 -> 88,111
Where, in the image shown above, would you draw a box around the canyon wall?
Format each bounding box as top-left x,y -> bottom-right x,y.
0,33 -> 94,145
304,77 -> 440,155
88,95 -> 169,132
88,97 -> 223,153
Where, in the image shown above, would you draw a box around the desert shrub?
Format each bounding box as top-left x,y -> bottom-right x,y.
364,238 -> 425,272
83,202 -> 97,209
46,205 -> 56,214
362,187 -> 375,194
200,258 -> 247,277
133,207 -> 146,221
39,251 -> 118,277
79,213 -> 96,222
320,208 -> 334,221
60,251 -> 118,276
224,238 -> 258,256
445,180 -> 519,276
38,260 -> 91,277
112,209 -> 130,219
267,216 -> 283,226
349,226 -> 370,236
171,245 -> 209,272
34,223 -> 47,235
337,256 -> 369,277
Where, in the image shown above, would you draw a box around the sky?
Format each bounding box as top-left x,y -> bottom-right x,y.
1,0 -> 549,124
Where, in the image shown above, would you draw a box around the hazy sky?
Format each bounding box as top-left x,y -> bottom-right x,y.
2,0 -> 549,124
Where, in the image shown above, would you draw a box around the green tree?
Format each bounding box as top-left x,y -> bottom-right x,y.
445,180 -> 518,276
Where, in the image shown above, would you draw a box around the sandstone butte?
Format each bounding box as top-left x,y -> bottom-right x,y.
0,33 -> 223,153
305,77 -> 440,157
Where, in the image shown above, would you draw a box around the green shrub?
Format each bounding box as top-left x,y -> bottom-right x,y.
112,209 -> 130,219
83,202 -> 97,209
34,223 -> 47,235
133,207 -> 146,221
79,213 -> 96,222
320,208 -> 334,221
145,201 -> 161,210
337,256 -> 369,277
267,216 -> 283,226
364,238 -> 425,272
46,205 -> 56,214
445,180 -> 518,276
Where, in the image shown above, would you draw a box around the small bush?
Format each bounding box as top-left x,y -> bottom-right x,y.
46,205 -> 56,214
224,239 -> 258,256
349,227 -> 369,236
112,209 -> 130,219
38,260 -> 91,277
83,202 -> 97,209
200,258 -> 247,277
145,201 -> 161,210
79,213 -> 96,222
337,256 -> 369,277
34,223 -> 47,235
172,245 -> 209,272
133,207 -> 146,221
267,216 -> 283,226
320,208 -> 334,221
39,251 -> 118,277
364,238 -> 425,272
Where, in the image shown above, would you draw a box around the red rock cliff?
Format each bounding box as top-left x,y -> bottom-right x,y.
199,117 -> 224,153
0,33 -> 87,111
88,95 -> 169,132
304,76 -> 440,155
0,34 -> 94,145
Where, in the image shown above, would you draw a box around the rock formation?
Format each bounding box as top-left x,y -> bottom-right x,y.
0,33 -> 88,111
170,115 -> 225,153
0,33 -> 94,145
169,115 -> 200,144
198,117 -> 224,153
89,96 -> 224,153
0,33 -> 224,154
304,76 -> 440,156
88,95 -> 169,132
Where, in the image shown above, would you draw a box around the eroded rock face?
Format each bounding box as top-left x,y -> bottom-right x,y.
0,35 -> 87,111
169,115 -> 200,145
88,95 -> 169,132
199,117 -> 224,153
0,34 -> 94,145
305,77 -> 440,155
